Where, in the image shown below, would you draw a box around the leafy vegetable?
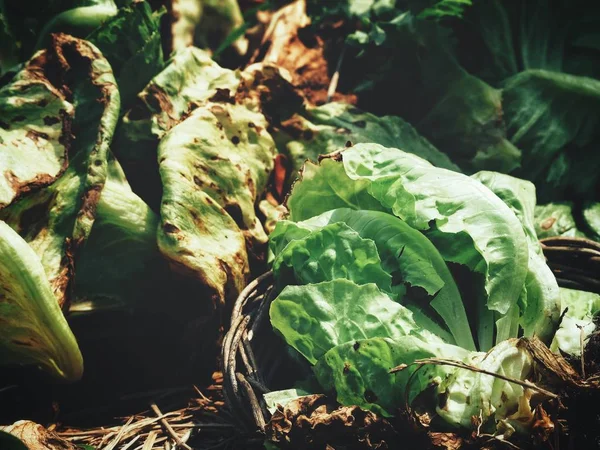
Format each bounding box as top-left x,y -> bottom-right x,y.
288,144 -> 529,351
113,47 -> 240,208
86,0 -> 165,107
0,33 -> 120,309
157,102 -> 276,306
551,288 -> 600,356
534,202 -> 586,239
278,102 -> 459,185
276,208 -> 474,349
71,157 -> 164,312
273,222 -> 392,294
0,220 -> 83,381
270,143 -> 560,432
270,279 -> 426,365
472,171 -> 560,343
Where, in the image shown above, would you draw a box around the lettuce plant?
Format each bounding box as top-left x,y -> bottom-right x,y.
268,143 -> 563,432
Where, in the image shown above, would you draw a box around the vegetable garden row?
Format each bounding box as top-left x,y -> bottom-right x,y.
1,0 -> 599,449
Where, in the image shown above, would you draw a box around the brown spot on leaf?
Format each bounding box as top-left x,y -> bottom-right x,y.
541,217 -> 556,230
145,84 -> 175,128
163,223 -> 180,234
26,130 -> 50,142
246,170 -> 256,198
343,362 -> 351,374
209,88 -> 235,104
2,170 -> 62,210
43,116 -> 60,126
79,185 -> 102,220
231,135 -> 240,145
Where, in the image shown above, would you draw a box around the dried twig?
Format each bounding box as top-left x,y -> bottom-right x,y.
150,403 -> 192,450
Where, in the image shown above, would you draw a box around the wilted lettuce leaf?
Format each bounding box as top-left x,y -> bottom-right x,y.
270,280 -> 424,365
273,222 -> 392,294
0,34 -> 120,309
72,157 -> 164,312
0,220 -> 83,381
86,0 -> 164,108
471,171 -> 560,344
0,48 -> 74,209
279,102 -> 459,183
114,47 -> 240,208
157,102 -> 276,307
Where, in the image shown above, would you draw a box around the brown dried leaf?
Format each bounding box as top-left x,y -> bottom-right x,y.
249,0 -> 356,106
0,421 -> 77,450
531,405 -> 554,443
265,394 -> 399,449
520,337 -> 584,387
428,432 -> 464,450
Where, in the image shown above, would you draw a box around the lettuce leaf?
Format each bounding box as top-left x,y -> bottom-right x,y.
86,0 -> 164,108
270,280 -> 424,365
314,336 -> 468,417
157,102 -> 276,307
295,208 -> 473,349
279,102 -> 459,183
0,34 -> 120,309
273,222 -> 392,294
114,47 -> 240,208
551,288 -> 600,356
472,171 -> 560,344
287,144 -> 529,350
0,220 -> 83,381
